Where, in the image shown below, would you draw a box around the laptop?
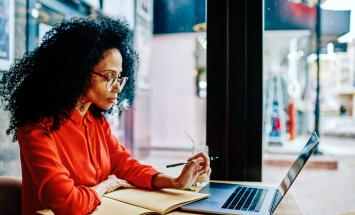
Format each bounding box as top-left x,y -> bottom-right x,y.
181,131 -> 319,215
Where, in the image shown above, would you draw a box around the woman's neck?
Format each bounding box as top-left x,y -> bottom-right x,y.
76,97 -> 92,116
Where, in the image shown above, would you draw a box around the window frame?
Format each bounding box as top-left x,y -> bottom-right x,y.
207,0 -> 263,181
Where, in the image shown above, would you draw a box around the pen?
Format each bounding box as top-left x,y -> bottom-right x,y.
166,156 -> 219,168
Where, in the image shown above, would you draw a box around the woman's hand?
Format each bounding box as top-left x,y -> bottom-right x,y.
151,152 -> 211,190
174,152 -> 211,189
91,175 -> 135,199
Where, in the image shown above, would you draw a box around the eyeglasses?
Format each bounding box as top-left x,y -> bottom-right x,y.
92,71 -> 128,91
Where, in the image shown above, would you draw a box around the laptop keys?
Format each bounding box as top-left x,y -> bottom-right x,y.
235,188 -> 251,210
242,188 -> 257,210
221,186 -> 266,212
221,186 -> 241,208
249,189 -> 263,211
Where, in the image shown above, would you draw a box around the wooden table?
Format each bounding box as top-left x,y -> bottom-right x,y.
170,181 -> 303,215
38,181 -> 304,215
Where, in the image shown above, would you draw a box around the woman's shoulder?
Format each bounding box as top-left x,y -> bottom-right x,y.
16,118 -> 52,137
16,120 -> 57,150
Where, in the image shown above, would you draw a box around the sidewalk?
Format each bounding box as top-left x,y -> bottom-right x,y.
265,135 -> 355,156
263,135 -> 355,215
322,116 -> 355,138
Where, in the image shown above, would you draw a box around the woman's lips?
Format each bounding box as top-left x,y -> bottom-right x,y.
108,98 -> 117,103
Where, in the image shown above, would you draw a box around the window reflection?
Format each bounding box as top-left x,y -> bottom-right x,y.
263,0 -> 354,147
133,0 -> 206,165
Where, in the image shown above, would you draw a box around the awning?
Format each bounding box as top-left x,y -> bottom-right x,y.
265,0 -> 350,41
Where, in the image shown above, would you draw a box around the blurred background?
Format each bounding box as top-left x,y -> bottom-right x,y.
0,0 -> 355,214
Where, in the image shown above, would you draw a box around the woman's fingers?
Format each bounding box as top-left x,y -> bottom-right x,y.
105,181 -> 120,193
187,152 -> 209,162
108,175 -> 117,179
188,157 -> 208,177
207,167 -> 212,176
105,175 -> 135,193
189,153 -> 209,170
187,152 -> 203,161
180,157 -> 203,177
186,157 -> 204,168
188,152 -> 209,169
117,179 -> 135,188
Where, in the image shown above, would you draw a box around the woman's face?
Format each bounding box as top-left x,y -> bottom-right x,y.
85,48 -> 123,110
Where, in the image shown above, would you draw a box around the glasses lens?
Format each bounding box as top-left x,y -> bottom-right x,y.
107,79 -> 115,91
118,78 -> 124,85
106,78 -> 126,91
120,78 -> 127,90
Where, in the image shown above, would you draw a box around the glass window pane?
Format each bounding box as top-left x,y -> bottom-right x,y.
263,0 -> 355,213
0,0 -> 207,180
134,0 -> 207,176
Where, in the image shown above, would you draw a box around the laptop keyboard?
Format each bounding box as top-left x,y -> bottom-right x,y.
221,186 -> 267,212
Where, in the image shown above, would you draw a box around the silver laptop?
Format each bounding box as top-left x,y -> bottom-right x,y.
181,132 -> 319,215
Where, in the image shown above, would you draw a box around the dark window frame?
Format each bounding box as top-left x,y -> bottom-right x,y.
207,0 -> 263,181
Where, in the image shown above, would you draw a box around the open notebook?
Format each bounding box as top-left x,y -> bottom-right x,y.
37,188 -> 209,215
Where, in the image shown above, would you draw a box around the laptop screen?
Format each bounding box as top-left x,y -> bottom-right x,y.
277,132 -> 319,196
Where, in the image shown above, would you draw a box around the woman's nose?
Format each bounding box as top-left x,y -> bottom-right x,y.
111,80 -> 120,93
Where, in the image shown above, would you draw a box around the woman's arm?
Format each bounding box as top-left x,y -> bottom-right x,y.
103,117 -> 210,190
17,126 -> 101,215
103,118 -> 160,188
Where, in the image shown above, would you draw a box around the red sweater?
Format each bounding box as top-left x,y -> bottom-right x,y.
17,110 -> 159,215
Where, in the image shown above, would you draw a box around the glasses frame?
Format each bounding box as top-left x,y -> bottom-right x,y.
92,71 -> 128,91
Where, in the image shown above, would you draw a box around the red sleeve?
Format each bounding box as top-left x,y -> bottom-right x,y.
17,125 -> 101,215
102,118 -> 160,188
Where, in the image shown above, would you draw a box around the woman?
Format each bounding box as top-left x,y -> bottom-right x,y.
0,17 -> 210,215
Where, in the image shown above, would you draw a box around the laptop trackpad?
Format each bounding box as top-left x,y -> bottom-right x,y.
199,183 -> 237,204
200,182 -> 238,193
182,185 -> 236,211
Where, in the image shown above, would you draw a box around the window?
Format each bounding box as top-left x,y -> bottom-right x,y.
133,1 -> 207,175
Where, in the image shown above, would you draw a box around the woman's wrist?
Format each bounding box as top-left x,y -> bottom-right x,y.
152,173 -> 182,189
91,181 -> 109,199
91,184 -> 105,199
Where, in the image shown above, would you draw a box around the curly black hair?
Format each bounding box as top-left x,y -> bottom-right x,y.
0,16 -> 138,141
